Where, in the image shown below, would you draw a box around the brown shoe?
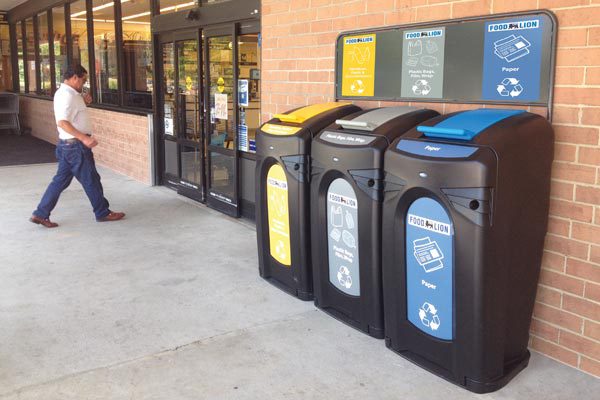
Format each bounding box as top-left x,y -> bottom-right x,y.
30,215 -> 59,228
97,211 -> 125,222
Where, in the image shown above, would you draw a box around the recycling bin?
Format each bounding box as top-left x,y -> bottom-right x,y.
309,106 -> 439,338
256,102 -> 361,300
381,109 -> 554,392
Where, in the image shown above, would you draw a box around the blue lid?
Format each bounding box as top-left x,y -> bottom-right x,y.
417,109 -> 525,141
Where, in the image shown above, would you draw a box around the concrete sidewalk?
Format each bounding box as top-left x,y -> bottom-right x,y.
0,163 -> 597,399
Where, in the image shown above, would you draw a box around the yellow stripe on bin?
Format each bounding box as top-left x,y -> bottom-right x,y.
261,123 -> 302,136
267,164 -> 291,266
274,102 -> 350,124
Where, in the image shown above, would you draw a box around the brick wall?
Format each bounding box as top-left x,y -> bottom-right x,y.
19,96 -> 151,184
262,0 -> 600,377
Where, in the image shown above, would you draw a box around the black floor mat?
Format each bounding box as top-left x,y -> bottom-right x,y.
0,133 -> 57,167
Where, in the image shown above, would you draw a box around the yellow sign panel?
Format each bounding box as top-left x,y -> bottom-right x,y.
267,164 -> 291,266
217,76 -> 225,93
261,123 -> 302,136
341,34 -> 376,97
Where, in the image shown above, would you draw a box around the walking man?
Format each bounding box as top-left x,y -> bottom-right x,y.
30,64 -> 125,228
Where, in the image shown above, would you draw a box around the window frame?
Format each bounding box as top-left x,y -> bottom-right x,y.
10,0 -> 158,113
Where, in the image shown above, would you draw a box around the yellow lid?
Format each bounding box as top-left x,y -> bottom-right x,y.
274,102 -> 350,124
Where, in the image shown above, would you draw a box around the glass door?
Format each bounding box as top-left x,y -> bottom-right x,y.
158,31 -> 205,201
205,27 -> 239,216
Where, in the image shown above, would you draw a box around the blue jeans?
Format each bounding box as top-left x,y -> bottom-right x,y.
33,140 -> 110,220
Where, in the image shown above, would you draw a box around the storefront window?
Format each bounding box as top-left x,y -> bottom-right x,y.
92,0 -> 119,105
70,0 -> 90,91
121,0 -> 152,109
53,5 -> 68,91
159,0 -> 198,14
237,34 -> 260,153
38,12 -> 51,96
25,18 -> 35,93
17,22 -> 25,92
0,23 -> 13,92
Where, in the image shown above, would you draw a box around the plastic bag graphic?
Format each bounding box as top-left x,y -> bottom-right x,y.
330,206 -> 343,227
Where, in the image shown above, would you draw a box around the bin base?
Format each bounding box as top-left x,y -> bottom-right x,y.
261,275 -> 314,301
317,304 -> 384,339
385,338 -> 530,394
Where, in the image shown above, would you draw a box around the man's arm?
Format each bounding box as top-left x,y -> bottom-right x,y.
56,120 -> 97,148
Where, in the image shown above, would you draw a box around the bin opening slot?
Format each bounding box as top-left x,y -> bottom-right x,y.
335,119 -> 376,130
417,109 -> 525,141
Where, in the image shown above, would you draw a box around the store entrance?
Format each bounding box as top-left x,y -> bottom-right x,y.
157,21 -> 260,218
159,31 -> 205,202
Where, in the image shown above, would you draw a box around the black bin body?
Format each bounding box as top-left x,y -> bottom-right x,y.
310,107 -> 439,338
256,102 -> 361,300
381,109 -> 554,393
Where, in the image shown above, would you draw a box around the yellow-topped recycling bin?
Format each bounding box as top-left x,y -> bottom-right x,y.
255,102 -> 361,300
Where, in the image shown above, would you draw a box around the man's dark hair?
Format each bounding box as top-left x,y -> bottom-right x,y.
63,64 -> 88,80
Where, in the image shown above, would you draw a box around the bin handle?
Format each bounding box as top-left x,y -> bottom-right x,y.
417,125 -> 475,140
335,119 -> 376,130
274,113 -> 302,123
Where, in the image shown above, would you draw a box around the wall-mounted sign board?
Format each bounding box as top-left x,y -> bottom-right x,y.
335,11 -> 557,112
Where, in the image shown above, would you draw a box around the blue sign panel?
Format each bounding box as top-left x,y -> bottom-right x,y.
397,139 -> 478,159
406,197 -> 453,340
482,17 -> 543,102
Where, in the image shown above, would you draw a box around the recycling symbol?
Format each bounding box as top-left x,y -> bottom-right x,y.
496,78 -> 523,98
418,302 -> 441,331
350,79 -> 365,94
412,79 -> 431,96
337,266 -> 353,289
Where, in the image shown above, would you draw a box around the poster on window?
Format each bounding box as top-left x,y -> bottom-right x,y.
215,93 -> 228,120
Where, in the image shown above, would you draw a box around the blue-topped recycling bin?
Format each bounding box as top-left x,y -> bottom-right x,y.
381,109 -> 554,393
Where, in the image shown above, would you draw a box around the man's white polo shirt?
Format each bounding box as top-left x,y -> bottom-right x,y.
54,83 -> 92,140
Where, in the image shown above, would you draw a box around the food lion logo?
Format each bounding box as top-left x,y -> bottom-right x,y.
407,214 -> 451,236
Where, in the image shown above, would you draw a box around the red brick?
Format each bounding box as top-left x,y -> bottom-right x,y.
531,318 -> 560,342
452,0 -> 492,19
554,87 -> 600,107
584,320 -> 600,342
558,48 -> 600,67
385,9 -> 414,25
550,181 -> 574,201
316,6 -> 339,20
555,67 -> 585,85
290,0 -> 309,11
338,2 -> 365,17
536,285 -> 563,307
559,330 -> 600,361
554,7 -> 600,28
575,186 -> 600,205
554,125 -> 599,145
556,28 -> 588,48
563,293 -> 600,320
554,143 -> 577,162
310,20 -> 332,33
533,302 -> 583,333
585,282 -> 600,302
567,258 -> 600,283
492,0 -> 536,13
530,337 -> 579,367
366,0 -> 395,13
580,356 -> 600,377
356,13 -> 385,28
332,16 -> 358,31
547,216 -> 571,237
545,234 -> 590,260
542,251 -> 567,272
551,162 -> 597,185
586,67 -> 600,85
415,4 -> 451,22
263,2 -> 290,14
578,147 -> 600,166
540,0 -> 591,8
591,246 -> 600,264
589,27 -> 600,46
549,199 -> 594,223
539,269 -> 585,296
572,223 -> 600,246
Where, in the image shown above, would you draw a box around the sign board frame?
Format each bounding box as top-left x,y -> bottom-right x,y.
335,10 -> 558,120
